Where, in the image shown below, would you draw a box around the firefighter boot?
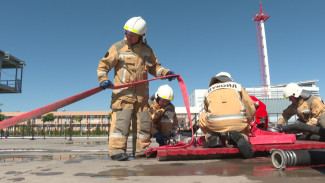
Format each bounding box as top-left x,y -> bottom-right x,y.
111,153 -> 129,161
230,131 -> 254,159
203,134 -> 222,148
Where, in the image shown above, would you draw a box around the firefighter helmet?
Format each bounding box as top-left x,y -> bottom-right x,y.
124,17 -> 147,38
283,83 -> 302,98
155,84 -> 174,101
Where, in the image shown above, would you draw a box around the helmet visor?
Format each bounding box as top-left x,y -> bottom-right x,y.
124,28 -> 139,35
216,76 -> 232,82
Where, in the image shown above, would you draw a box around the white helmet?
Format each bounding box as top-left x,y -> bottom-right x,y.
155,84 -> 174,101
209,72 -> 233,86
124,17 -> 147,38
283,83 -> 302,98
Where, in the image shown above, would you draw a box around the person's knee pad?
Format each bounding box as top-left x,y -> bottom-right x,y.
317,114 -> 325,128
114,109 -> 132,136
138,111 -> 151,135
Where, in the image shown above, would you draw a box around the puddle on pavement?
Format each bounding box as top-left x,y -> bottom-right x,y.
30,172 -> 64,176
0,154 -> 109,163
74,157 -> 325,178
56,141 -> 108,145
2,154 -> 325,179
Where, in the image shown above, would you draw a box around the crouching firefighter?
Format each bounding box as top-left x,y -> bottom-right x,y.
273,83 -> 325,132
149,85 -> 179,146
197,72 -> 256,159
97,17 -> 177,161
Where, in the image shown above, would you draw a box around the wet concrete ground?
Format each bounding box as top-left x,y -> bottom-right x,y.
1,137 -> 325,183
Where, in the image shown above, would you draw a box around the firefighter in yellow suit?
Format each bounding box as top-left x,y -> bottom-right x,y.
198,72 -> 256,158
148,85 -> 178,146
97,17 -> 176,161
277,83 -> 325,128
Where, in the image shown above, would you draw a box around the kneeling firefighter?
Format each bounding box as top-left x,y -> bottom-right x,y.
148,85 -> 179,146
197,72 -> 256,158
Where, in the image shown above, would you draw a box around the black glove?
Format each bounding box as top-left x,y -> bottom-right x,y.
155,132 -> 167,146
166,71 -> 176,81
100,80 -> 114,90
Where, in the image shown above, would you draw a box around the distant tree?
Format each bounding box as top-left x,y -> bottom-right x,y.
107,112 -> 112,136
107,113 -> 112,121
0,114 -> 5,121
74,116 -> 83,136
25,120 -> 32,136
94,126 -> 101,136
0,114 -> 4,138
42,113 -> 55,139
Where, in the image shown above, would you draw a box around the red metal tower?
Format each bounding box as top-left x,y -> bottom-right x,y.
253,0 -> 271,98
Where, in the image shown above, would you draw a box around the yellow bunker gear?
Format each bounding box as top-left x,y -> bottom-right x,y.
149,97 -> 178,138
278,95 -> 325,128
97,39 -> 170,156
198,81 -> 256,141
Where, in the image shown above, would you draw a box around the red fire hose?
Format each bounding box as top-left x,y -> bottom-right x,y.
0,75 -> 194,147
0,74 -> 194,154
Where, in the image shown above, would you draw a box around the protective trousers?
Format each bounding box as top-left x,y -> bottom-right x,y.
318,114 -> 325,128
108,104 -> 151,156
295,114 -> 325,128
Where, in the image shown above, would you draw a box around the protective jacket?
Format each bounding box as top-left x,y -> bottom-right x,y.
97,39 -> 170,156
198,82 -> 256,134
278,95 -> 325,127
97,39 -> 170,109
148,96 -> 178,137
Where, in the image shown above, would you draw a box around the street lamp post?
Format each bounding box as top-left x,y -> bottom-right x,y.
31,118 -> 35,140
62,109 -> 66,139
69,116 -> 72,141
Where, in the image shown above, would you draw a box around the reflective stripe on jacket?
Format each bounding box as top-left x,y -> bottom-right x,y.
97,39 -> 170,109
278,95 -> 325,125
148,98 -> 178,137
202,82 -> 256,132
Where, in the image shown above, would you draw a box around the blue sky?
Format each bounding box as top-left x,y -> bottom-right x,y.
1,0 -> 325,112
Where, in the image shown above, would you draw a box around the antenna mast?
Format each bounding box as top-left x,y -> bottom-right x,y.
253,0 -> 271,98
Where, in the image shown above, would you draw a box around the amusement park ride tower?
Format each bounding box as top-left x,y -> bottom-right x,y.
254,0 -> 271,98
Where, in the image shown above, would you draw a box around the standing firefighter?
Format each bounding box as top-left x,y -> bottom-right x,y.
198,72 -> 256,158
97,17 -> 176,161
276,83 -> 325,130
149,85 -> 178,146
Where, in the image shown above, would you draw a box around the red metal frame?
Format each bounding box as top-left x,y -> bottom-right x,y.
156,137 -> 325,161
156,126 -> 325,161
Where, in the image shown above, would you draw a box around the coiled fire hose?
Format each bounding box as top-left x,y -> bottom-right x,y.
0,74 -> 194,154
270,148 -> 325,170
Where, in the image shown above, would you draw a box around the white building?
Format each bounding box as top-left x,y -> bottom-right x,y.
245,80 -> 319,99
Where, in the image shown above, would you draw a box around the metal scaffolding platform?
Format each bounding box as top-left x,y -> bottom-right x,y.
0,50 -> 25,93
